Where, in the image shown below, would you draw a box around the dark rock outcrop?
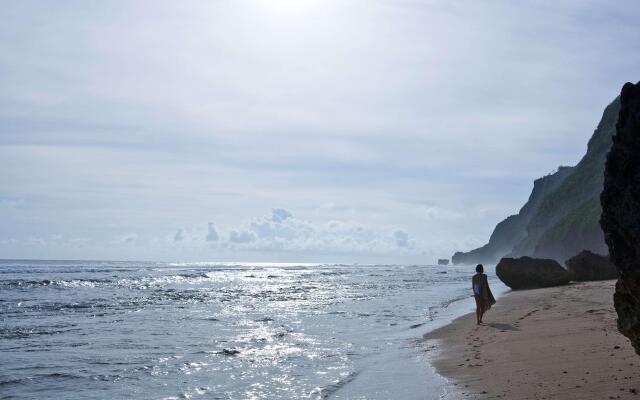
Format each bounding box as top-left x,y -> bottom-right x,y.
565,250 -> 617,281
496,257 -> 572,290
453,94 -> 620,265
437,259 -> 449,266
601,81 -> 640,355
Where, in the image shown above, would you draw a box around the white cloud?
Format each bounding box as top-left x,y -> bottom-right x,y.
394,230 -> 410,248
206,222 -> 219,242
0,238 -> 18,245
270,208 -> 293,223
27,237 -> 46,246
229,230 -> 256,243
219,208 -> 416,256
173,228 -> 185,242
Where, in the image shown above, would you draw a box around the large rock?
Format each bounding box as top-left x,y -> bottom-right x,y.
600,81 -> 640,355
496,257 -> 572,290
565,250 -> 617,281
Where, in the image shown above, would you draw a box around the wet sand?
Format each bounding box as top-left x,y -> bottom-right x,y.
422,280 -> 640,399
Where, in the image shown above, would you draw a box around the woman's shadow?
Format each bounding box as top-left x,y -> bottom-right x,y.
485,322 -> 519,331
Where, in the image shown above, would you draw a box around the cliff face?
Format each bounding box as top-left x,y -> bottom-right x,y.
601,81 -> 640,355
452,94 -> 620,265
511,96 -> 620,261
451,166 -> 573,265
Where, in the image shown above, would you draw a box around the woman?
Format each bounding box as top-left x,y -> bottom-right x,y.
472,264 -> 496,325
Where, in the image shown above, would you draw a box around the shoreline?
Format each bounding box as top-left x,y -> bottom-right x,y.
421,280 -> 640,399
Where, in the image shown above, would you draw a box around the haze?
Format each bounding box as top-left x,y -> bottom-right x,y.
1,0 -> 639,263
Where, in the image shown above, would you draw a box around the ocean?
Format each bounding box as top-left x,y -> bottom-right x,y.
0,260 -> 504,399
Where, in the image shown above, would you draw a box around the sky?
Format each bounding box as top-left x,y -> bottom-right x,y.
1,0 -> 639,263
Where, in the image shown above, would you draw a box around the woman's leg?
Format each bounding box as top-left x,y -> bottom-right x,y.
474,296 -> 481,324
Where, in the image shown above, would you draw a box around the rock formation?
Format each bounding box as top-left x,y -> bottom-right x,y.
600,81 -> 640,355
452,167 -> 573,265
514,97 -> 620,261
565,250 -> 617,281
453,95 -> 620,264
437,259 -> 449,266
496,257 -> 572,290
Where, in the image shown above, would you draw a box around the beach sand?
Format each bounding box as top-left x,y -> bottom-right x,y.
422,280 -> 640,399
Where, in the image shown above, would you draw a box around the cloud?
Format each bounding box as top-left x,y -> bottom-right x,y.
394,230 -> 410,247
0,236 -> 89,248
206,222 -> 219,241
0,238 -> 18,245
229,230 -> 256,243
270,208 -> 293,223
27,237 -> 46,245
249,210 -> 302,240
174,228 -> 185,242
114,233 -> 137,245
3,2 -> 639,262
220,208 -> 416,255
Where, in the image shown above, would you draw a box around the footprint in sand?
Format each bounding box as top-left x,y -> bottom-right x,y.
518,309 -> 540,321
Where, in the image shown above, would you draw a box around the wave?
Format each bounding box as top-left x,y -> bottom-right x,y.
0,278 -> 112,289
1,272 -> 221,290
0,325 -> 77,339
0,372 -> 83,387
310,370 -> 361,399
440,293 -> 471,308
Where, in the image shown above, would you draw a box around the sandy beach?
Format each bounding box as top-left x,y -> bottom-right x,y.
422,280 -> 640,399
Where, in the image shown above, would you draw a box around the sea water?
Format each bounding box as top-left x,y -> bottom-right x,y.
0,260 -> 505,399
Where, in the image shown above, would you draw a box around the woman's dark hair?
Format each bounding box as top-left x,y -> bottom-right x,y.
476,264 -> 484,273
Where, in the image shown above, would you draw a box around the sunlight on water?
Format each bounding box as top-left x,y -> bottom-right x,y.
0,260 -> 503,399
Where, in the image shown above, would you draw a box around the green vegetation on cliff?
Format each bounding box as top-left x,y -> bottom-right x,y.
453,95 -> 620,264
451,166 -> 573,265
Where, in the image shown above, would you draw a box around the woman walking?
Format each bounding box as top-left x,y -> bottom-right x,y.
472,264 -> 496,324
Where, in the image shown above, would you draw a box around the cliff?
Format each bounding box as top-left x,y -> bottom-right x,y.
601,81 -> 640,355
453,94 -> 621,265
451,166 -> 573,265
